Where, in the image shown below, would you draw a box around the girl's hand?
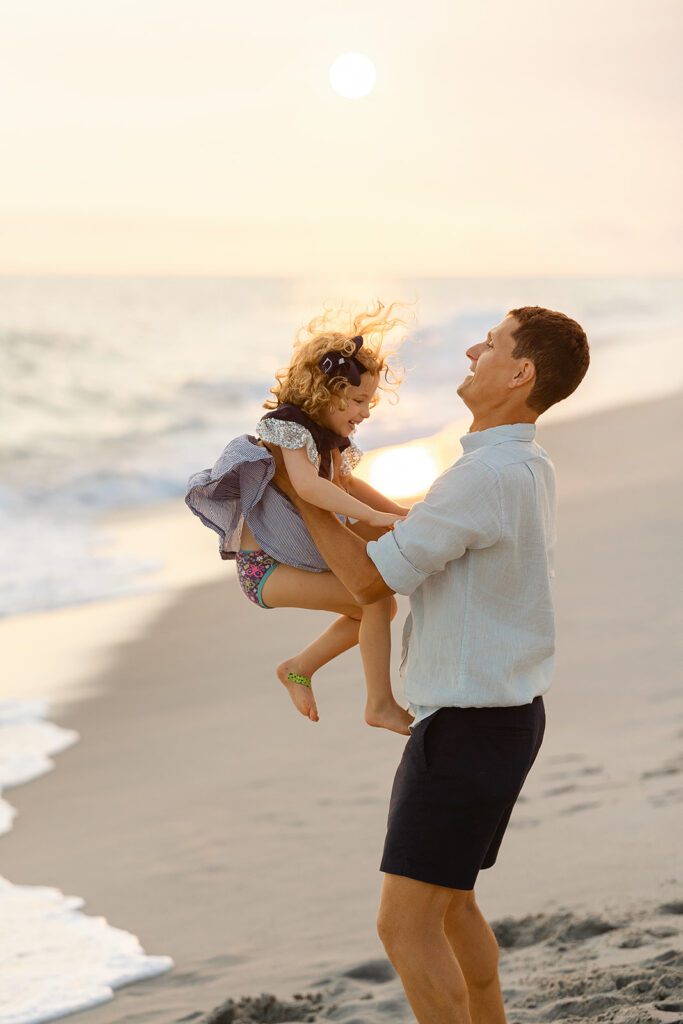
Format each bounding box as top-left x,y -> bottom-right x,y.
366,510 -> 408,529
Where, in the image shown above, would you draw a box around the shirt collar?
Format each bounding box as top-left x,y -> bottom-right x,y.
460,422 -> 536,453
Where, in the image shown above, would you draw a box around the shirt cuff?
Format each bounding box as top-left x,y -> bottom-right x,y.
367,531 -> 427,596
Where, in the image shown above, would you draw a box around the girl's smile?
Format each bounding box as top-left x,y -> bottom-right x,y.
320,372 -> 379,437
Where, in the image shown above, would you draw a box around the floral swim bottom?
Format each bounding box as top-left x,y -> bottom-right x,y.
235,549 -> 280,609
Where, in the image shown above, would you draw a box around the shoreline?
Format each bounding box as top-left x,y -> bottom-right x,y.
2,390 -> 682,1023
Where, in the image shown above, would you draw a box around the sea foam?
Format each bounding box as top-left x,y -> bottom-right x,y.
0,701 -> 172,1024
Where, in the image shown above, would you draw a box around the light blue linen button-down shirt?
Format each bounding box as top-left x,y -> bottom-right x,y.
367,423 -> 556,723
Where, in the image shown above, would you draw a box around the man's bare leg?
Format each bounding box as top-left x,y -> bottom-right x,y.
377,874 -> 472,1024
444,890 -> 507,1024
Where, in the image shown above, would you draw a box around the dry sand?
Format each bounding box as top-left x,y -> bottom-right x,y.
2,393 -> 683,1023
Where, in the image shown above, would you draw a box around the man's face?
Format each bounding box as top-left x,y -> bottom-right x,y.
457,315 -> 529,410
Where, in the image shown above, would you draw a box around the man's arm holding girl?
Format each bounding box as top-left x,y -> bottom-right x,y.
272,446 -> 503,606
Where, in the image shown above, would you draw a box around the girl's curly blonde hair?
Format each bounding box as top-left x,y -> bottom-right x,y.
264,301 -> 406,419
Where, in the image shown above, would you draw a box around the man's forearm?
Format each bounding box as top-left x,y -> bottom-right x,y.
266,441 -> 393,603
296,500 -> 394,604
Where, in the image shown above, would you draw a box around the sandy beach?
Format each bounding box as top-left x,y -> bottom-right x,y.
2,392 -> 683,1024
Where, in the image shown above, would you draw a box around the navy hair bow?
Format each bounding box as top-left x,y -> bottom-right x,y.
318,336 -> 366,386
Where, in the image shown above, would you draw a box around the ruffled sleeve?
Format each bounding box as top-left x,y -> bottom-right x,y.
340,441 -> 363,477
255,417 -> 320,469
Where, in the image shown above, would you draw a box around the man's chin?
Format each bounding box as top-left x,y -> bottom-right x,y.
456,379 -> 474,407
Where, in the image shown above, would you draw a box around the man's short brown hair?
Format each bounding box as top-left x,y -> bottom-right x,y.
507,306 -> 590,414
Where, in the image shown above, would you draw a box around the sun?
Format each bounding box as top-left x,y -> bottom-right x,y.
329,53 -> 377,99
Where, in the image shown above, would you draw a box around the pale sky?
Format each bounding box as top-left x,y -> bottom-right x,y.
1,0 -> 681,275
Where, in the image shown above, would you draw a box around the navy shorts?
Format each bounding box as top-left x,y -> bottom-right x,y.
380,696 -> 545,890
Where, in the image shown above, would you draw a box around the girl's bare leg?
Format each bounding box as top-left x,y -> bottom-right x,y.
277,614 -> 361,721
346,521 -> 412,733
261,563 -> 364,722
240,521 -> 359,721
359,598 -> 413,735
261,563 -> 409,733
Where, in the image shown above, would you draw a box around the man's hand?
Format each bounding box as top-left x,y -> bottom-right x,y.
366,510 -> 407,529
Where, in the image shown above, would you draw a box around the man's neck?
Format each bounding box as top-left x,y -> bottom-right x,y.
468,410 -> 538,433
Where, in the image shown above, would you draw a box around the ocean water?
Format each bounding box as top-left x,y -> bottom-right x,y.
0,701 -> 172,1024
1,275 -> 682,618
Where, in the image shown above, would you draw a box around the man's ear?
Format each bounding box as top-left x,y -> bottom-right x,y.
511,360 -> 535,389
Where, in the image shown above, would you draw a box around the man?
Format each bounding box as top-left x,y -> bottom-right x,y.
273,306 -> 590,1024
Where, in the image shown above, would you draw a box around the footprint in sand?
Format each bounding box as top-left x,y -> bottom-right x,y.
641,746 -> 683,805
541,754 -> 585,783
537,755 -> 617,818
543,764 -> 604,783
546,753 -> 585,765
544,783 -> 579,796
651,786 -> 683,806
658,901 -> 683,916
342,959 -> 397,983
492,911 -> 619,949
559,801 -> 602,814
642,757 -> 683,781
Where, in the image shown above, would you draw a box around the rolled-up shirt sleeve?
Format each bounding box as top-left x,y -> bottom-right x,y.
367,458 -> 503,595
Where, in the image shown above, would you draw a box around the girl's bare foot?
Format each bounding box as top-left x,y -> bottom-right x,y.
276,660 -> 319,722
365,699 -> 414,736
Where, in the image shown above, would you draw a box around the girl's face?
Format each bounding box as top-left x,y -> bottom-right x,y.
320,372 -> 379,437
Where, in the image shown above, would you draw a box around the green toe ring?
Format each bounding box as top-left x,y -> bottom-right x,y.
287,672 -> 312,689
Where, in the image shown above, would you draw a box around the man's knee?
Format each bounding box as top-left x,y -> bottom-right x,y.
376,904 -> 403,957
377,874 -> 457,965
376,902 -> 423,962
377,899 -> 439,961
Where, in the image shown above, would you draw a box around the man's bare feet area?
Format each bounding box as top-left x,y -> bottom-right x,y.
276,660 -> 319,722
365,699 -> 414,736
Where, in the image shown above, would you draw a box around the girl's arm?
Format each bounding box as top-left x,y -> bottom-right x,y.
343,475 -> 412,516
279,446 -> 403,528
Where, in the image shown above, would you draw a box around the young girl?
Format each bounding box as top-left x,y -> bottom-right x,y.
186,304 -> 413,735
